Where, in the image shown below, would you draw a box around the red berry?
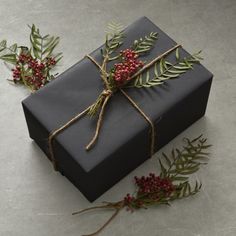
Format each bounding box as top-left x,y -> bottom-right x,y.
113,49 -> 143,86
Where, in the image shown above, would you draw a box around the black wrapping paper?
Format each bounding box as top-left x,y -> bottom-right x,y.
22,17 -> 213,201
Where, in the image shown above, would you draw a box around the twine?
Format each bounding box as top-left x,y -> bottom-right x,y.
48,44 -> 181,170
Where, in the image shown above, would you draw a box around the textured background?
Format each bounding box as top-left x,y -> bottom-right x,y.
0,1 -> 236,236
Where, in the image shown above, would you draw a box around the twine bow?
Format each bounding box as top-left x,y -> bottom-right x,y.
48,44 -> 181,170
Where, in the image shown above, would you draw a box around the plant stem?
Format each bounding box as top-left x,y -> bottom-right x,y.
72,205 -> 115,215
82,208 -> 122,236
73,201 -> 124,236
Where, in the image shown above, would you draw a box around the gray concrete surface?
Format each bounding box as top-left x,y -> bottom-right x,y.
0,0 -> 236,235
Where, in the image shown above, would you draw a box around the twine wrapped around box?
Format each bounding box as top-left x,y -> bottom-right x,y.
48,44 -> 181,171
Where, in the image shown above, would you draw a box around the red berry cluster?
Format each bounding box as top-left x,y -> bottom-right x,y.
12,53 -> 56,90
46,57 -> 56,67
113,49 -> 144,86
124,193 -> 139,211
135,173 -> 175,197
124,193 -> 135,205
123,173 -> 175,211
124,193 -> 145,211
19,53 -> 32,63
12,65 -> 21,81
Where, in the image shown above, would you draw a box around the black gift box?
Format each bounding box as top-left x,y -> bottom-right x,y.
22,17 -> 213,202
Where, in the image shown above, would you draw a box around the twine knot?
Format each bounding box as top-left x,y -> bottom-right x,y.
48,44 -> 181,171
102,89 -> 113,97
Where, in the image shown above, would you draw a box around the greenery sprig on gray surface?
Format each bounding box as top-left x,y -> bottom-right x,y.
73,135 -> 211,236
0,39 -> 18,64
29,24 -> 62,62
0,24 -> 62,91
159,135 -> 210,199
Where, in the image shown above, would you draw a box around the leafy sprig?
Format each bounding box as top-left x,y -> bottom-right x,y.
101,22 -> 124,61
159,135 -> 210,200
29,24 -> 62,62
126,48 -> 203,88
90,28 -> 159,116
73,135 -> 211,236
132,32 -> 158,54
0,24 -> 62,91
0,39 -> 18,64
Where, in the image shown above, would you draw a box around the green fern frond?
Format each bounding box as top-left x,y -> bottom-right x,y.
126,49 -> 202,88
101,22 -> 124,60
132,32 -> 158,54
106,22 -> 123,34
172,181 -> 202,199
159,135 -> 210,199
29,24 -> 60,60
0,39 -> 7,50
0,40 -> 19,64
161,135 -> 210,180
